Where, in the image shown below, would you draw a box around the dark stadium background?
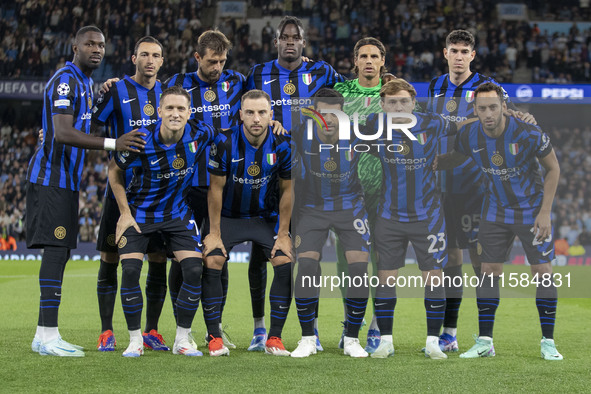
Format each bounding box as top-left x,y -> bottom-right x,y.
1,0 -> 590,262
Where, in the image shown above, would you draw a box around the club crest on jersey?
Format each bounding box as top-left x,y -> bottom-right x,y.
87,95 -> 92,109
399,144 -> 411,155
143,104 -> 155,116
221,81 -> 230,92
204,89 -> 216,102
446,100 -> 457,112
266,153 -> 277,165
54,226 -> 66,240
491,151 -> 504,166
509,143 -> 519,155
248,164 -> 261,176
324,160 -> 337,171
302,73 -> 312,86
345,151 -> 353,161
416,132 -> 427,145
465,90 -> 475,103
189,141 -> 199,153
172,157 -> 185,169
283,81 -> 296,95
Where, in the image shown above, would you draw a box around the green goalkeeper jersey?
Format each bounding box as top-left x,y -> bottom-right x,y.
334,79 -> 383,216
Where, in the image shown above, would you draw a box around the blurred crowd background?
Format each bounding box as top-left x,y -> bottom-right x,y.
0,0 -> 590,253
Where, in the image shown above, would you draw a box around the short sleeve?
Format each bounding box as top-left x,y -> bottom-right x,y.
533,129 -> 553,159
207,132 -> 229,176
49,75 -> 76,115
92,89 -> 114,126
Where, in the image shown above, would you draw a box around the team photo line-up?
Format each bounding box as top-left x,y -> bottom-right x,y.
26,16 -> 562,361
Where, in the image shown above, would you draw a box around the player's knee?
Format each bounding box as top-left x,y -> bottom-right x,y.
43,245 -> 70,265
447,248 -> 463,266
377,269 -> 397,285
345,251 -> 369,263
101,251 -> 119,264
270,255 -> 291,266
468,249 -> 480,265
296,257 -> 318,276
423,269 -> 443,287
481,262 -> 503,276
204,255 -> 225,270
121,258 -> 143,283
179,257 -> 203,286
298,251 -> 320,261
530,262 -> 552,275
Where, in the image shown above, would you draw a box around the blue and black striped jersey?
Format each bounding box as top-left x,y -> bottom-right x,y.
92,75 -> 161,138
164,70 -> 246,187
92,75 -> 162,196
292,124 -> 362,211
427,72 -> 510,194
114,119 -> 216,224
246,60 -> 345,128
27,61 -> 94,191
370,112 -> 454,222
455,116 -> 553,225
207,125 -> 291,219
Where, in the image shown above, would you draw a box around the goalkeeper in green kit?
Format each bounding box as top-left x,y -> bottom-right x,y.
333,37 -> 395,354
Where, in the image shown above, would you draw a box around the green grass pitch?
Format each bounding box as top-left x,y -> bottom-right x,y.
1,260 -> 590,393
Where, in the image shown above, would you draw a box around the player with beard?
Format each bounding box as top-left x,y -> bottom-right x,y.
437,82 -> 562,361
92,36 -> 170,353
246,16 -> 345,351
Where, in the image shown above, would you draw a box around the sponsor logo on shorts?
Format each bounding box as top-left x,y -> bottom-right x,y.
54,226 -> 67,240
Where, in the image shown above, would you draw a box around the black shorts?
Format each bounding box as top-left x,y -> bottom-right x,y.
294,204 -> 370,254
96,196 -> 166,254
443,192 -> 483,250
374,213 -> 448,271
186,186 -> 208,230
26,182 -> 79,249
118,216 -> 202,255
203,216 -> 286,259
478,220 -> 554,264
